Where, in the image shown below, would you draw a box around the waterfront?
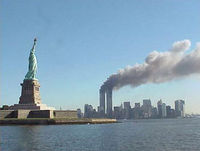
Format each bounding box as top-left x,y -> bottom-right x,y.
1,118 -> 200,151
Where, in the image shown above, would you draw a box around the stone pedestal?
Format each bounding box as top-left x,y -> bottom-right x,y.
10,79 -> 55,111
19,79 -> 41,104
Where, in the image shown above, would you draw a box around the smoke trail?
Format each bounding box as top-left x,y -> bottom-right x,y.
102,40 -> 200,90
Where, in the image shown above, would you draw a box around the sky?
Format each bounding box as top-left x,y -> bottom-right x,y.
1,0 -> 200,113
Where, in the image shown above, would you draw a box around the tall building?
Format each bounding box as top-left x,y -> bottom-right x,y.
166,105 -> 171,118
151,107 -> 158,118
142,99 -> 152,118
114,105 -> 123,119
77,108 -> 82,118
99,88 -> 105,116
124,102 -> 131,110
166,105 -> 175,118
157,100 -> 162,118
175,100 -> 185,117
133,103 -> 141,119
106,89 -> 112,118
124,102 -> 131,119
143,99 -> 151,106
161,103 -> 167,118
84,104 -> 93,118
99,86 -> 113,118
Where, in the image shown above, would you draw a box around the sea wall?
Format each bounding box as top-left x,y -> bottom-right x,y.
53,110 -> 77,119
17,110 -> 30,119
29,110 -> 54,118
0,110 -> 77,119
0,118 -> 117,125
0,110 -> 17,119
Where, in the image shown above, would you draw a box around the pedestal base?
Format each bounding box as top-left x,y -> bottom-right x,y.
19,79 -> 42,104
10,104 -> 55,110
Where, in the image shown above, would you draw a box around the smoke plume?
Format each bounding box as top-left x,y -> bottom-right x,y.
102,40 -> 200,90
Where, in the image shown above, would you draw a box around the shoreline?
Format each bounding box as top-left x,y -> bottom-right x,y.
0,118 -> 117,125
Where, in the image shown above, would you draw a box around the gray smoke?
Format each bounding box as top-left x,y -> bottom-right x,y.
102,40 -> 200,90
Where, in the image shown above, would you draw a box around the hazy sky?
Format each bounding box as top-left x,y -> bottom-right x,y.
1,0 -> 200,113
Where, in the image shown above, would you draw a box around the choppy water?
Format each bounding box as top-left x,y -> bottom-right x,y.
1,118 -> 200,151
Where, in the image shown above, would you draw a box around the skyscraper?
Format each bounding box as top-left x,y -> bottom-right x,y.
114,105 -> 123,119
151,107 -> 158,118
175,100 -> 185,117
161,103 -> 167,118
99,88 -> 105,116
77,108 -> 82,118
84,104 -> 93,118
166,105 -> 176,118
124,102 -> 131,119
142,99 -> 152,118
106,89 -> 112,118
99,86 -> 113,118
124,102 -> 131,110
133,103 -> 141,119
166,105 -> 171,118
157,100 -> 162,118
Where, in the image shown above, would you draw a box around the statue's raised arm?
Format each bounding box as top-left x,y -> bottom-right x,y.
25,38 -> 38,80
31,38 -> 37,53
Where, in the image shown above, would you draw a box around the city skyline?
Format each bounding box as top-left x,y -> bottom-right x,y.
83,98 -> 186,119
1,0 -> 200,114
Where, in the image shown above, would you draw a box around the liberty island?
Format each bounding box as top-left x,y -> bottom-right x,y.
0,39 -> 116,124
0,39 -> 77,120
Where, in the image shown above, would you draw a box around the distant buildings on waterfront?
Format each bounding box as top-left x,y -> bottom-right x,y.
0,99 -> 186,120
83,99 -> 185,119
96,86 -> 186,119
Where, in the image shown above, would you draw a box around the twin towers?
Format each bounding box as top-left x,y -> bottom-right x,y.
99,87 -> 113,118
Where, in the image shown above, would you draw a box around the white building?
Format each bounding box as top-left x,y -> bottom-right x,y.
162,103 -> 167,118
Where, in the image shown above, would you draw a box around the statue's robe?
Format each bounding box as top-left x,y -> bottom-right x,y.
25,47 -> 37,80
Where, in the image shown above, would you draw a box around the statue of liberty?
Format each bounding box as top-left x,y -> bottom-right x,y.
25,38 -> 38,80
